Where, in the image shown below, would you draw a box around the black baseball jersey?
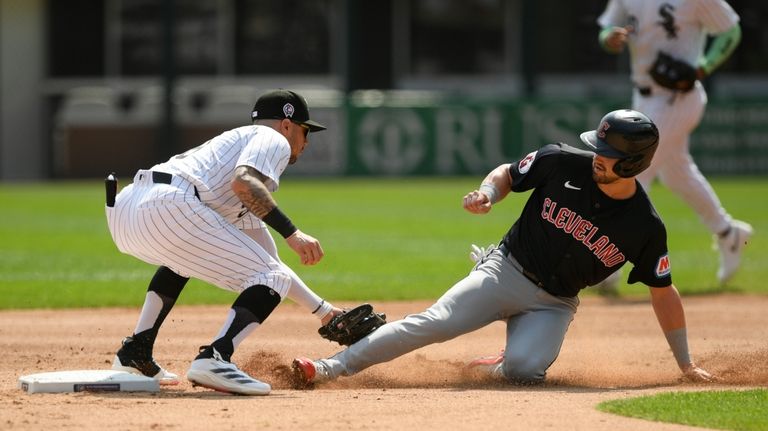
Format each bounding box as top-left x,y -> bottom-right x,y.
501,143 -> 672,297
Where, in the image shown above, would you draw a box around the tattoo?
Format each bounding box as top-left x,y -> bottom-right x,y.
233,166 -> 277,218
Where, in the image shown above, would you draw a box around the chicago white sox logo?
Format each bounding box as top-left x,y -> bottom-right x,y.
658,3 -> 678,39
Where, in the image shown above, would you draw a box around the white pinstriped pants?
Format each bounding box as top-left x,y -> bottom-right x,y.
105,170 -> 291,297
634,82 -> 732,234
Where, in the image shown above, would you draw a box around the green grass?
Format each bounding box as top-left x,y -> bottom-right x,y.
597,389 -> 768,431
1,178 -> 766,431
0,176 -> 766,309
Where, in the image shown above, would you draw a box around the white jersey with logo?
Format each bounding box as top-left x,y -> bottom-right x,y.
597,0 -> 740,237
598,0 -> 739,88
152,125 -> 290,227
105,125 -> 297,297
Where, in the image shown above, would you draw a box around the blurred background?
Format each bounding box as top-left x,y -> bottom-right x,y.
1,0 -> 767,181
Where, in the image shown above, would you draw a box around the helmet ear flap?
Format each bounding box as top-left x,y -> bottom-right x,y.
613,154 -> 648,178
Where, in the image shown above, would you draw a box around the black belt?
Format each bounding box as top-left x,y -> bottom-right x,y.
147,171 -> 200,200
105,172 -> 117,207
151,171 -> 173,184
498,243 -> 543,288
105,171 -> 200,206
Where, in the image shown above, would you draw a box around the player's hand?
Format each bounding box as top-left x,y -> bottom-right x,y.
605,25 -> 632,53
286,230 -> 324,265
463,190 -> 493,214
470,243 -> 496,263
320,306 -> 344,326
696,66 -> 707,81
682,363 -> 717,382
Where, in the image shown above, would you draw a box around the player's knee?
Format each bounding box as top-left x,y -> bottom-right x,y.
501,353 -> 547,384
244,269 -> 291,298
269,269 -> 292,297
232,284 -> 282,323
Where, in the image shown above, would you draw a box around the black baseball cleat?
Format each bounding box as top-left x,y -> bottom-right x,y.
112,336 -> 179,385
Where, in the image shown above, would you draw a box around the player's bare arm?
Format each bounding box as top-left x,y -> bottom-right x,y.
232,165 -> 324,265
232,165 -> 279,218
463,163 -> 513,214
649,284 -> 716,382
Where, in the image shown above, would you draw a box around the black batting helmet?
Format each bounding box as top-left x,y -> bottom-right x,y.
579,109 -> 659,178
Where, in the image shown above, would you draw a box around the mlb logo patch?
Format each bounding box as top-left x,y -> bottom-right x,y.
518,151 -> 538,174
655,254 -> 671,278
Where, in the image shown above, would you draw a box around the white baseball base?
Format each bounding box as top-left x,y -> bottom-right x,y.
18,370 -> 159,393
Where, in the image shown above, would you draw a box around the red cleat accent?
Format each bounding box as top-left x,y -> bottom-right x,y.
466,349 -> 505,374
291,357 -> 316,389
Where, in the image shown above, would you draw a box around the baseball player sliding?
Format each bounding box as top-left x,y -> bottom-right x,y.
105,89 -> 342,395
292,110 -> 716,387
597,0 -> 752,291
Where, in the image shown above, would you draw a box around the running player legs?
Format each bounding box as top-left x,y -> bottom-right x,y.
319,250 -> 576,383
635,86 -> 732,234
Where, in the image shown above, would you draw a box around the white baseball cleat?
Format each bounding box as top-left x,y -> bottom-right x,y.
186,347 -> 270,395
716,220 -> 753,285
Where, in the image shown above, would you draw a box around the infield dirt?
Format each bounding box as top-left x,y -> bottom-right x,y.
2,295 -> 766,430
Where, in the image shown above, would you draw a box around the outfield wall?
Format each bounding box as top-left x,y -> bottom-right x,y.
54,92 -> 768,178
342,94 -> 768,176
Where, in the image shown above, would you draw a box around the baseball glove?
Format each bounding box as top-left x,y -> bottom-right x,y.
649,51 -> 697,92
318,303 -> 387,346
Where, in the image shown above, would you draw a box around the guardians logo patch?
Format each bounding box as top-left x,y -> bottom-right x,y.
518,151 -> 537,174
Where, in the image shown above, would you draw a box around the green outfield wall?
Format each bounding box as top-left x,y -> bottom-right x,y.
342,94 -> 768,176
55,93 -> 768,178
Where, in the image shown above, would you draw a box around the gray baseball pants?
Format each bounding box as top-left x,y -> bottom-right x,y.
319,248 -> 579,383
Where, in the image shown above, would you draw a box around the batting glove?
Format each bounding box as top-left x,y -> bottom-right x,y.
470,243 -> 496,263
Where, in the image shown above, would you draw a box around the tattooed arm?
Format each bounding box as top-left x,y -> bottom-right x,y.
232,165 -> 324,265
232,165 -> 279,218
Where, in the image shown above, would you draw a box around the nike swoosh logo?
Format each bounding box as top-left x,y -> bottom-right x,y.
564,181 -> 581,190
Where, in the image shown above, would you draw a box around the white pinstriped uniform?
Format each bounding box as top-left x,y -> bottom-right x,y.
598,0 -> 739,234
106,125 -> 295,297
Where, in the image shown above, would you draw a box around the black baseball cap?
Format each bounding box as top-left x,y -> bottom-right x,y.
250,89 -> 327,132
